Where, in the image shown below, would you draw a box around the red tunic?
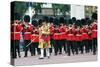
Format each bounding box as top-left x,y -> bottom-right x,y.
31,29 -> 39,42
23,24 -> 33,40
88,35 -> 92,40
65,27 -> 69,40
92,24 -> 97,38
50,26 -> 55,39
58,26 -> 66,40
53,28 -> 61,40
81,28 -> 89,40
67,29 -> 75,41
11,23 -> 22,40
75,30 -> 82,41
31,34 -> 39,42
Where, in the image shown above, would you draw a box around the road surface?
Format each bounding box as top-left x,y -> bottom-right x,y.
14,51 -> 97,66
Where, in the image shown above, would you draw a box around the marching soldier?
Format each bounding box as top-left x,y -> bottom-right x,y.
31,20 -> 40,56
58,17 -> 66,54
11,13 -> 22,58
67,24 -> 75,56
88,25 -> 93,53
75,26 -> 83,54
53,25 -> 59,55
52,18 -> 60,55
91,21 -> 97,55
91,13 -> 97,55
81,24 -> 89,53
22,15 -> 33,57
49,17 -> 54,55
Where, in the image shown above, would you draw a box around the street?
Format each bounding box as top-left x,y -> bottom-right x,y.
14,51 -> 97,66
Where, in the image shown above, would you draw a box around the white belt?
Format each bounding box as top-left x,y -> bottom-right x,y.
11,32 -> 20,33
82,33 -> 87,34
24,32 -> 31,34
68,34 -> 73,36
54,33 -> 60,35
60,32 -> 65,34
76,34 -> 81,36
32,34 -> 39,36
92,30 -> 97,32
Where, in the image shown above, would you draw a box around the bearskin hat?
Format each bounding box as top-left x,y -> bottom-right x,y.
24,15 -> 30,22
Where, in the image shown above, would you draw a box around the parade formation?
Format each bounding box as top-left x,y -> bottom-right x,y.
11,12 -> 97,59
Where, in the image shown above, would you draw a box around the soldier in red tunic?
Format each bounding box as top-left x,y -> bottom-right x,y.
22,15 -> 33,57
75,26 -> 83,54
11,13 -> 22,58
57,17 -> 66,54
52,18 -> 60,55
67,24 -> 75,56
81,24 -> 89,53
53,25 -> 60,55
87,24 -> 93,53
49,17 -> 54,55
31,20 -> 40,56
63,24 -> 69,54
91,12 -> 97,55
91,21 -> 97,55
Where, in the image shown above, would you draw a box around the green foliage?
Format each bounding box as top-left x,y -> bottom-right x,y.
32,3 -> 44,14
14,2 -> 28,17
13,2 -> 70,17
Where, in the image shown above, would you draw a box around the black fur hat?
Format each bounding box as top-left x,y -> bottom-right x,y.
49,17 -> 54,23
38,19 -> 43,26
68,19 -> 72,24
76,20 -> 81,26
54,17 -> 59,25
81,19 -> 86,25
72,17 -> 76,22
64,18 -> 68,25
32,20 -> 38,26
24,15 -> 30,22
86,19 -> 92,25
42,16 -> 49,23
59,17 -> 64,24
92,12 -> 97,20
72,17 -> 76,24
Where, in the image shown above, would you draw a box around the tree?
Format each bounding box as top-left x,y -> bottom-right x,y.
52,4 -> 70,16
14,2 -> 28,18
32,3 -> 44,15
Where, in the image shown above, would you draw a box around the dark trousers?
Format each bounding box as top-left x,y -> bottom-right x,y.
92,38 -> 97,55
62,40 -> 67,53
11,40 -> 20,58
54,40 -> 59,55
83,40 -> 89,53
49,39 -> 54,54
58,40 -> 63,54
88,40 -> 93,52
74,41 -> 78,54
24,40 -> 32,57
31,42 -> 40,56
67,41 -> 74,56
77,41 -> 83,54
79,41 -> 83,54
